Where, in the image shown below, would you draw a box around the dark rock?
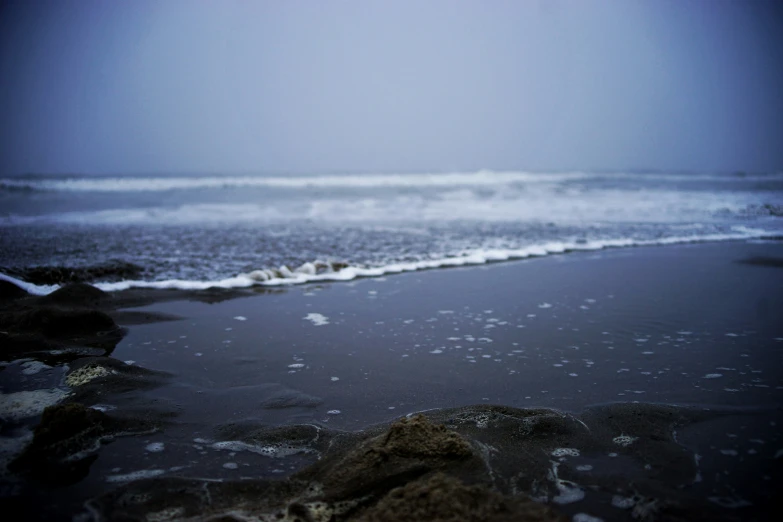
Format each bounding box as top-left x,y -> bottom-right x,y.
38,283 -> 111,307
360,472 -> 565,522
85,476 -> 309,522
5,307 -> 118,338
260,389 -> 324,409
0,331 -> 59,361
108,310 -> 183,326
8,403 -> 156,486
0,279 -> 29,301
295,414 -> 479,502
64,357 -> 172,403
84,404 -> 740,522
738,256 -> 783,268
13,261 -> 143,285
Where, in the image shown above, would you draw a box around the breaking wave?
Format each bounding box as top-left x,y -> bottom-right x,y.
2,170 -> 782,193
1,227 -> 777,296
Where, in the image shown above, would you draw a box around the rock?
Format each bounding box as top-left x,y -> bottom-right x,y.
65,363 -> 114,387
295,414 -> 479,502
360,472 -> 565,522
0,331 -> 58,361
260,389 -> 324,410
12,261 -> 143,285
82,404 -> 738,522
6,307 -> 118,338
374,414 -> 474,459
38,283 -> 110,307
64,357 -> 172,403
8,403 -> 155,485
0,279 -> 28,301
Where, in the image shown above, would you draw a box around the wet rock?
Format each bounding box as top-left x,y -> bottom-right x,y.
738,256 -> 783,268
579,403 -> 706,485
360,472 -> 565,522
0,283 -> 126,361
85,476 -> 312,522
37,282 -> 111,308
11,261 -> 143,285
2,307 -> 119,338
85,415 -> 509,522
0,331 -> 58,361
0,388 -> 69,423
295,414 -> 480,502
83,404 -> 744,522
261,389 -> 324,410
8,403 -> 156,486
215,423 -> 332,456
64,357 -> 172,404
108,309 -> 184,326
0,279 -> 28,301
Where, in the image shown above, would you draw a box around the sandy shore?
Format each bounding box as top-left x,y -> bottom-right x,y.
1,240 -> 782,521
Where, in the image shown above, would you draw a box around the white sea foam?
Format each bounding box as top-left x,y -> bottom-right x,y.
4,171 -> 781,193
0,171 -> 591,192
105,469 -> 165,483
0,272 -> 59,295
0,227 -> 777,295
2,172 -> 780,227
304,313 -> 329,326
0,389 -> 68,421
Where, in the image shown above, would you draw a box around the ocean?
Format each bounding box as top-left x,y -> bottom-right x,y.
2,171 -> 783,521
2,170 -> 782,293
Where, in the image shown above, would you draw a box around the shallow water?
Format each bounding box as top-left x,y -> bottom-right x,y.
1,242 -> 782,521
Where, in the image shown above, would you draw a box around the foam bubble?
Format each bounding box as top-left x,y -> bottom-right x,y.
612,435 -> 638,447
611,496 -> 635,509
551,448 -> 580,457
549,462 -> 585,504
304,313 -> 329,326
106,469 -> 165,483
20,361 -> 52,375
0,389 -> 68,421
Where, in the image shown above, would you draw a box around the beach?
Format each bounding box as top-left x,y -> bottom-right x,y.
3,2 -> 783,519
2,240 -> 782,521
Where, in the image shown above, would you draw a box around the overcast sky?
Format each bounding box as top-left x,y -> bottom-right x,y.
1,0 -> 781,175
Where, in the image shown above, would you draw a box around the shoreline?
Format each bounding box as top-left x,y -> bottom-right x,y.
1,240 -> 782,521
2,233 -> 781,296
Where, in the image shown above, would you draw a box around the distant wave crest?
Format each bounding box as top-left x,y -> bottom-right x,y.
2,170 -> 780,193
0,171 -> 584,192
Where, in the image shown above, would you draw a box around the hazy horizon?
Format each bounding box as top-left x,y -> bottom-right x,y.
2,0 -> 782,175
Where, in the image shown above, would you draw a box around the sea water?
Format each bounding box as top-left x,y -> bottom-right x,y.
1,170 -> 781,293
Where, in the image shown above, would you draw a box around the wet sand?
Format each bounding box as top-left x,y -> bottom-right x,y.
2,240 -> 782,521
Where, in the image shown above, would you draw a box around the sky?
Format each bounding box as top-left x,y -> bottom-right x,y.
1,0 -> 782,175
